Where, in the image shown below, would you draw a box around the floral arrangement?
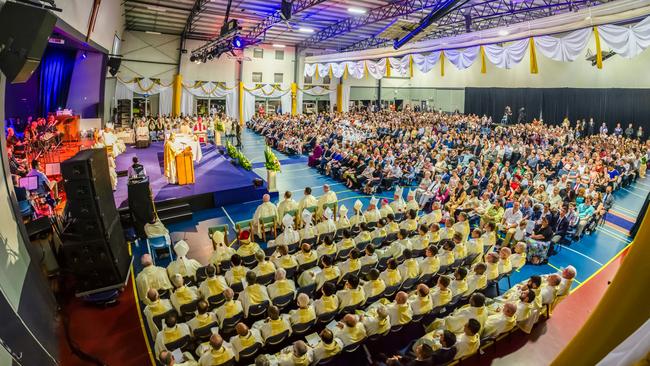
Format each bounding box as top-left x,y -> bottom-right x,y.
225,141 -> 252,170
264,145 -> 281,172
216,119 -> 225,132
237,150 -> 252,170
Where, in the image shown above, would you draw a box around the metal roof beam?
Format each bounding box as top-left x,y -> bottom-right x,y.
183,0 -> 212,38
340,0 -> 603,52
192,0 -> 329,54
298,0 -> 440,49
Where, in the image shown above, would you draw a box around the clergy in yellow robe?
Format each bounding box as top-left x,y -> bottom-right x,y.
215,288 -> 244,326
390,186 -> 407,213
379,199 -> 394,218
299,210 -> 318,240
169,274 -> 200,314
197,334 -> 236,366
466,263 -> 488,295
167,240 -> 202,281
198,265 -> 228,300
256,305 -> 292,342
362,269 -> 386,300
251,194 -> 278,237
336,275 -> 366,309
268,214 -> 300,249
314,282 -> 339,316
188,300 -> 218,335
337,205 -> 351,230
333,314 -> 367,346
229,324 -> 264,362
386,291 -> 413,327
316,208 -> 337,238
277,191 -> 298,221
418,245 -> 440,276
405,189 -> 419,212
209,231 -> 236,266
430,276 -> 453,307
409,284 -> 434,316
154,315 -> 191,357
277,340 -> 313,366
297,187 -> 318,224
289,293 -> 317,326
136,254 -> 174,303
435,293 -> 488,334
239,272 -> 270,317
349,200 -> 366,227
482,302 -> 517,339
163,134 -> 183,184
312,329 -> 343,363
454,319 -> 481,359
360,305 -> 391,337
364,196 -> 382,223
510,242 -> 527,270
143,289 -> 174,335
316,184 -> 338,217
267,268 -> 296,301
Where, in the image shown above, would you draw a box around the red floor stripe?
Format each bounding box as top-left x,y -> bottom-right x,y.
59,280 -> 150,366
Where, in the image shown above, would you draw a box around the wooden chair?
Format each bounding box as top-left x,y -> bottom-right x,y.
208,224 -> 230,250
258,215 -> 277,242
235,220 -> 254,245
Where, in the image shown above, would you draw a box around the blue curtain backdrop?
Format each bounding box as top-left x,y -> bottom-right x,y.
38,47 -> 75,116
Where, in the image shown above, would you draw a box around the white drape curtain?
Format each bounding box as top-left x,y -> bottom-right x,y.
303,14 -> 650,78
388,56 -> 411,77
340,85 -> 351,112
412,52 -> 441,73
598,16 -> 650,58
242,83 -> 292,121
118,78 -> 171,95
445,46 -> 480,69
534,28 -> 592,62
159,88 -> 173,116
366,58 -> 387,79
180,89 -> 194,116
115,81 -> 134,100
483,39 -> 529,69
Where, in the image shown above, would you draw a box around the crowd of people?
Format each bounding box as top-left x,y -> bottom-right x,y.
250,110 -> 647,263
136,176 -> 580,366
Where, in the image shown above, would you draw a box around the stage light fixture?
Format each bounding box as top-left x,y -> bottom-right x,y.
232,36 -> 245,49
81,51 -> 87,59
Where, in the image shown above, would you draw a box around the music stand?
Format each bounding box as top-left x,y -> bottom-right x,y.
19,176 -> 38,191
45,162 -> 61,176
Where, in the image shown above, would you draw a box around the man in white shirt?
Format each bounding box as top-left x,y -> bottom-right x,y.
500,201 -> 523,247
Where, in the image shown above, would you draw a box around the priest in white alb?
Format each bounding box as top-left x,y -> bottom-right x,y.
251,194 -> 278,238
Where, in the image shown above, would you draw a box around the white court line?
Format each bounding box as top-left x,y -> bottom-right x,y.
291,182 -> 345,193
634,181 -> 650,189
621,188 -> 647,199
221,207 -> 236,228
559,244 -> 604,266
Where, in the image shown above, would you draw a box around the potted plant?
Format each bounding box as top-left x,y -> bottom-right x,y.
264,145 -> 281,192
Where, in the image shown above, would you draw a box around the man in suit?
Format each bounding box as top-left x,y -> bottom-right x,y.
602,185 -> 614,212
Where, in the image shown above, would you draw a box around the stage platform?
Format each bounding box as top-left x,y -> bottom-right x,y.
113,142 -> 272,213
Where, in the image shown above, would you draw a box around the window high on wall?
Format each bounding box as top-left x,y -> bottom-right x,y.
252,72 -> 263,83
253,48 -> 264,59
274,73 -> 283,83
275,50 -> 284,60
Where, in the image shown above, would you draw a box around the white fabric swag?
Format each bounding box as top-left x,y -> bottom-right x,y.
344,61 -> 366,79
388,56 -> 411,77
412,52 -> 441,73
366,58 -> 388,79
183,81 -> 238,119
534,28 -> 592,62
598,16 -> 650,58
445,46 -> 480,69
242,83 -> 292,122
483,39 -> 529,69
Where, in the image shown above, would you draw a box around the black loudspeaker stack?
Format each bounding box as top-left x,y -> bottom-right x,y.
0,2 -> 57,83
61,148 -> 132,295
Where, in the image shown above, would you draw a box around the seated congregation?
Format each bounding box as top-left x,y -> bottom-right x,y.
136,183 -> 577,366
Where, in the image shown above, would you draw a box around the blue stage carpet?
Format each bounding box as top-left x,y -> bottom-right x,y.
113,142 -> 267,208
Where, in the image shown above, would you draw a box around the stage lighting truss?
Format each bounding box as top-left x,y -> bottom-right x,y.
190,34 -> 258,63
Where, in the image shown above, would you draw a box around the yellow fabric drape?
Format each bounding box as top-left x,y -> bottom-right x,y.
314,64 -> 319,80
364,61 -> 369,79
480,46 -> 487,74
291,83 -> 297,116
386,59 -> 391,77
343,64 -> 349,80
328,65 -> 333,80
336,83 -> 343,113
529,37 -> 539,74
409,55 -> 414,78
440,51 -> 445,77
172,74 -> 182,117
593,27 -> 603,69
552,206 -> 650,365
238,82 -> 244,124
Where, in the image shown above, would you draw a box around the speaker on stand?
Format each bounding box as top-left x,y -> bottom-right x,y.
61,148 -> 132,296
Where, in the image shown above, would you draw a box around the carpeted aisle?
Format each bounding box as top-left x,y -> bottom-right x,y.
59,279 -> 151,366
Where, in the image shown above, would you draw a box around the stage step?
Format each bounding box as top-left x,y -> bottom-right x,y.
156,202 -> 193,225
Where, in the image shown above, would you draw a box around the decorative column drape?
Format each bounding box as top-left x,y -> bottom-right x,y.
172,75 -> 182,116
